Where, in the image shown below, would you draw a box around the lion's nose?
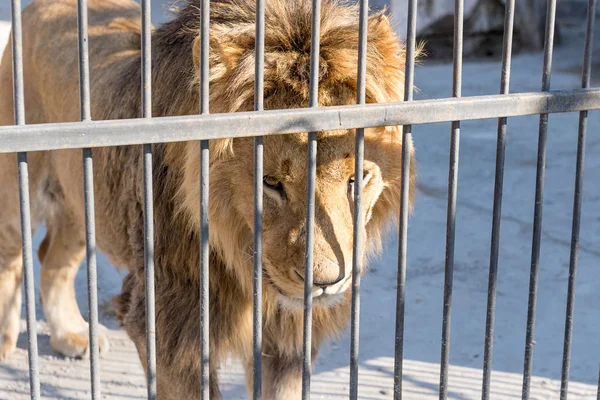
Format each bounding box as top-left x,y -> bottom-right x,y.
312,259 -> 344,288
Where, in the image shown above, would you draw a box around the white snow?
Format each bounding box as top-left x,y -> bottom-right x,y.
0,2 -> 599,399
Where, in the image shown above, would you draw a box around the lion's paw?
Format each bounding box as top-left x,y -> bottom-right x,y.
0,333 -> 17,361
50,323 -> 110,359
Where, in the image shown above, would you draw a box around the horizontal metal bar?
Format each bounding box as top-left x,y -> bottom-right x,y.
0,89 -> 598,153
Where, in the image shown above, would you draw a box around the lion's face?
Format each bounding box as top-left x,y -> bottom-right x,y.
243,133 -> 386,308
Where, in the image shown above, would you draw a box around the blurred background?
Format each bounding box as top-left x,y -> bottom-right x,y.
0,0 -> 599,399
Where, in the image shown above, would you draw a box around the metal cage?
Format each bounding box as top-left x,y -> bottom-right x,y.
1,0 -> 599,399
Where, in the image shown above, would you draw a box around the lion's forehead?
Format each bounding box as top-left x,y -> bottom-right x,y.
261,134 -> 355,176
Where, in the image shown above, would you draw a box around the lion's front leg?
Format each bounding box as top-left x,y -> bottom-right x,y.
264,352 -> 305,400
243,353 -> 301,400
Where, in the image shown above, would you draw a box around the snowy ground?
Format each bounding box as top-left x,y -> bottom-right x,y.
0,1 -> 599,399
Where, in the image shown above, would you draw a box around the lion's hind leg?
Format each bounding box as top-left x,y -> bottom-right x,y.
0,154 -> 28,361
39,210 -> 110,358
0,225 -> 24,361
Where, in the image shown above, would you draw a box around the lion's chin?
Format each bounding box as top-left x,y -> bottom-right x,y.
276,292 -> 346,310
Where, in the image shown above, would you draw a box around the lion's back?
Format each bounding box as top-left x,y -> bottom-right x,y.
0,0 -> 143,126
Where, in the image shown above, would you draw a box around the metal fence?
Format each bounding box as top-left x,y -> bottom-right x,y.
1,0 -> 599,399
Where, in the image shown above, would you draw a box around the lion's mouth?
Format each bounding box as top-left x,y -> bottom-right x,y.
276,290 -> 346,309
263,270 -> 349,310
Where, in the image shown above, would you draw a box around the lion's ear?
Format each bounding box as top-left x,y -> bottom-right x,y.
368,11 -> 393,34
365,11 -> 415,103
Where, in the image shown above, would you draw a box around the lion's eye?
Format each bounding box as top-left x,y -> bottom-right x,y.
263,176 -> 280,188
263,176 -> 287,199
348,172 -> 370,194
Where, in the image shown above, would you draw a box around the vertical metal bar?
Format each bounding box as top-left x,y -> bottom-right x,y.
252,0 -> 265,398
82,149 -> 100,399
597,367 -> 600,400
559,0 -> 596,398
394,0 -> 417,400
349,0 -> 368,398
199,0 -> 210,398
140,0 -> 157,398
142,144 -> 156,399
481,0 -> 516,398
521,1 -> 557,398
76,0 -> 91,122
302,0 -> 321,398
76,0 -> 101,397
10,0 -> 41,398
439,0 -> 463,398
17,154 -> 40,400
394,0 -> 418,397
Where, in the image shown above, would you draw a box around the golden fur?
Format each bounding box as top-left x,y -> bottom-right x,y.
0,0 -> 418,398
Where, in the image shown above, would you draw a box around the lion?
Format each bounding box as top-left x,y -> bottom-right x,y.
0,0 -> 418,398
